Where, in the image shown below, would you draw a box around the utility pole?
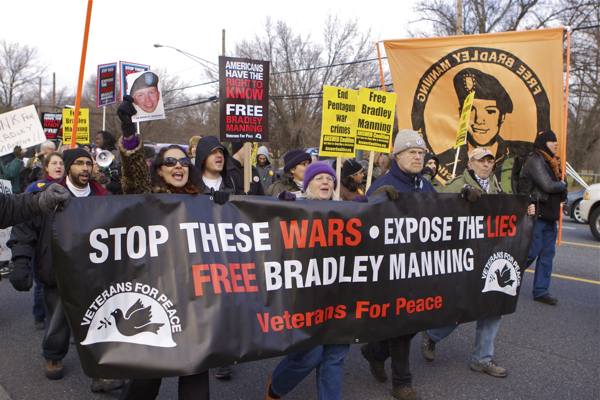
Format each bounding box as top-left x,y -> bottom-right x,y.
52,73 -> 56,112
457,0 -> 463,35
38,78 -> 42,117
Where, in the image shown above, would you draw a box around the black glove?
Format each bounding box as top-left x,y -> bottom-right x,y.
38,184 -> 71,212
278,191 -> 296,201
117,95 -> 137,138
422,166 -> 434,178
371,185 -> 400,201
9,257 -> 33,292
352,194 -> 368,203
13,146 -> 23,160
460,185 -> 481,202
213,191 -> 230,205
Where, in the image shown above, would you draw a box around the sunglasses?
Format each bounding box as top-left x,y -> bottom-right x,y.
163,157 -> 191,167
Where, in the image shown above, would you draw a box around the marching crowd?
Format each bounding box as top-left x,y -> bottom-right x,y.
0,95 -> 568,400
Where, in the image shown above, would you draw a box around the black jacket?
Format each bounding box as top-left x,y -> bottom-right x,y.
8,180 -> 107,287
0,192 -> 43,229
227,157 -> 265,195
518,150 -> 566,221
195,136 -> 243,195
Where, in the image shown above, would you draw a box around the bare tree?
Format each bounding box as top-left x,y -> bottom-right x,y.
207,15 -> 382,158
410,0 -> 566,36
558,1 -> 600,176
0,40 -> 47,112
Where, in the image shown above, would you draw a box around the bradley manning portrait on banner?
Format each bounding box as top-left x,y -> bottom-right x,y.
436,68 -> 533,180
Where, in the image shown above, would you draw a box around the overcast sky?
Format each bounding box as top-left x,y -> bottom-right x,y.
1,1 -> 416,100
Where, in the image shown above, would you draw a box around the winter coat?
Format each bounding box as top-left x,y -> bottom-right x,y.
226,157 -> 265,195
441,169 -> 501,195
267,176 -> 302,197
367,161 -> 436,195
0,191 -> 43,229
339,183 -> 363,201
0,157 -> 24,194
256,146 -> 275,193
518,150 -> 566,221
8,177 -> 107,287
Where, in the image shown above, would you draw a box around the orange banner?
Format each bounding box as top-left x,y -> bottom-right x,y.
384,28 -> 564,183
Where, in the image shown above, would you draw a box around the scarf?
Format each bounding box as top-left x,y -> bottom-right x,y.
66,176 -> 90,197
538,149 -> 560,179
164,180 -> 201,195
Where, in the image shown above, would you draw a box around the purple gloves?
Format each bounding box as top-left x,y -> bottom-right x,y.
352,194 -> 369,203
278,191 -> 297,201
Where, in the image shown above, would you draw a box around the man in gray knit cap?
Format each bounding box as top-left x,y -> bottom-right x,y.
363,129 -> 435,400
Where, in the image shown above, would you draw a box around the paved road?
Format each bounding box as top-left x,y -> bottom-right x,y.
0,219 -> 598,400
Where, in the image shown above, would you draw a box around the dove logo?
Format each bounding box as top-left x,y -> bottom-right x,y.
481,252 -> 522,296
81,292 -> 177,348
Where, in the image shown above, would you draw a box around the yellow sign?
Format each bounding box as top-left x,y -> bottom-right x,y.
454,91 -> 475,149
62,108 -> 90,144
355,88 -> 397,152
319,86 -> 358,158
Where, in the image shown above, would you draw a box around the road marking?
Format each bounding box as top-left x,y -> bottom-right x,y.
559,241 -> 600,248
561,227 -> 576,230
525,269 -> 600,284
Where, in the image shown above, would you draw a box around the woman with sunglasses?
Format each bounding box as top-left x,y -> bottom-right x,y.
116,98 -> 209,400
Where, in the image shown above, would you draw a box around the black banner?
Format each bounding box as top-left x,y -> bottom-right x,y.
219,56 -> 269,142
51,194 -> 533,379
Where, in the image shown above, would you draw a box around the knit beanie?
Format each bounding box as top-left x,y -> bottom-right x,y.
392,129 -> 426,155
63,148 -> 92,174
303,162 -> 337,191
231,142 -> 244,156
342,159 -> 363,178
283,149 -> 312,172
533,130 -> 558,155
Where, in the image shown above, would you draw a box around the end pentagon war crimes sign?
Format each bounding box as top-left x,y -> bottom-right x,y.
319,86 -> 358,158
52,193 -> 532,379
219,56 -> 269,142
355,88 -> 397,152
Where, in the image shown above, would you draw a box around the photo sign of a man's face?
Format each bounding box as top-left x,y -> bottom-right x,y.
125,71 -> 166,122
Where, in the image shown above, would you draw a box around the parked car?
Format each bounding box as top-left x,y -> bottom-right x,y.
563,189 -> 587,223
578,183 -> 600,241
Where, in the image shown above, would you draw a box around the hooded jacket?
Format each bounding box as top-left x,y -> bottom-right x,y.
367,161 -> 436,195
441,169 -> 501,195
422,153 -> 443,190
195,136 -> 243,195
256,146 -> 275,193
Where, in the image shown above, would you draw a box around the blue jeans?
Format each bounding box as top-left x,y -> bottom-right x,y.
526,218 -> 557,298
271,344 -> 350,400
428,315 -> 502,364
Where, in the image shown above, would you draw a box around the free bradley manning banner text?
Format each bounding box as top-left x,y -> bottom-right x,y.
51,193 -> 533,379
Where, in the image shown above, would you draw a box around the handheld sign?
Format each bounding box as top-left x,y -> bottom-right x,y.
119,61 -> 150,101
454,91 -> 475,149
219,56 -> 269,142
62,108 -> 89,144
318,86 -> 358,158
355,88 -> 397,152
97,63 -> 118,108
0,105 -> 45,156
126,71 -> 166,123
41,112 -> 63,142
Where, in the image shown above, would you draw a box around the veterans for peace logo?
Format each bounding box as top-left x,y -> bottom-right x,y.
481,252 -> 521,296
80,282 -> 180,348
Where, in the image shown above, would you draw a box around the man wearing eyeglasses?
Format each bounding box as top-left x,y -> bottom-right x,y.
8,148 -> 124,392
363,129 -> 435,400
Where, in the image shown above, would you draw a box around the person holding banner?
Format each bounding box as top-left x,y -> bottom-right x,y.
267,162 -> 351,400
8,149 -> 125,392
0,184 -> 70,230
256,145 -> 276,194
421,148 -> 513,378
519,130 -> 567,305
266,149 -> 312,197
116,99 -> 211,399
363,129 -> 435,400
227,142 -> 265,195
